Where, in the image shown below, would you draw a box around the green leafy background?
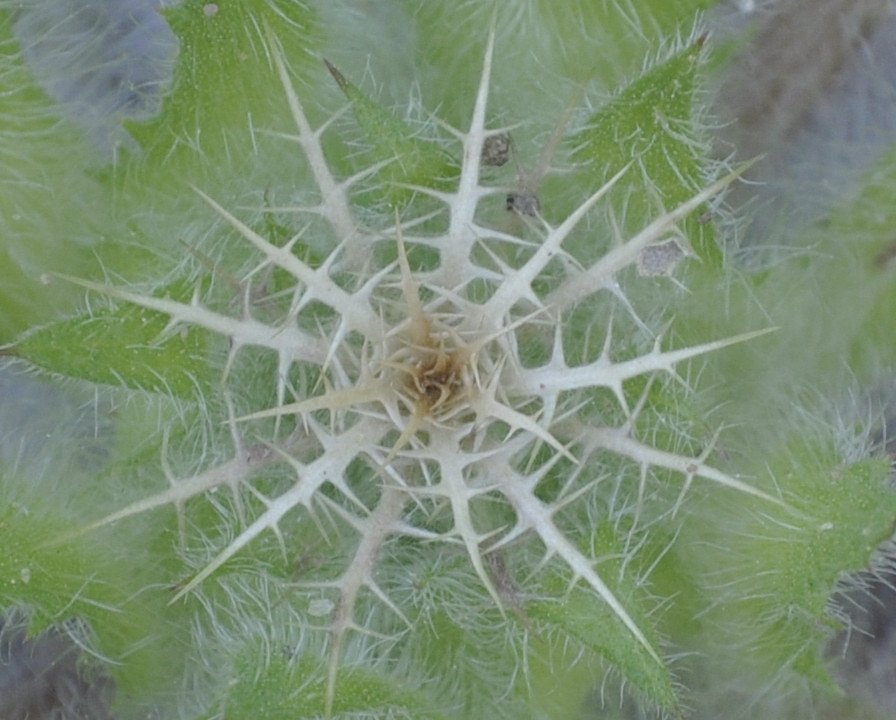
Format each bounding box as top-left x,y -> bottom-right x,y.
2,1 -> 896,719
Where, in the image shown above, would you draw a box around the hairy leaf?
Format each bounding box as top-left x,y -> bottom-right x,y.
11,281 -> 213,398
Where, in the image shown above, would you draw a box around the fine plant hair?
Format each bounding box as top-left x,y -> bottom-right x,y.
5,3 -> 896,720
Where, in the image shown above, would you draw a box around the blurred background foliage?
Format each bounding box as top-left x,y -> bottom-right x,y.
3,1 -> 896,718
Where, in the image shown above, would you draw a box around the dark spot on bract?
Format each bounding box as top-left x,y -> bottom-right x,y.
506,191 -> 540,216
481,134 -> 510,167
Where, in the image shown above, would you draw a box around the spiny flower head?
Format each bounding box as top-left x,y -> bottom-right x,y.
63,23 -> 779,717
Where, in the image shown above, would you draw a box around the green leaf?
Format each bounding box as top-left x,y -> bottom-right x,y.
528,523 -> 680,716
9,280 -> 214,398
769,456 -> 896,682
0,11 -> 123,341
206,649 -> 453,720
325,59 -> 458,207
571,37 -> 717,263
0,479 -> 188,701
129,0 -> 320,171
709,449 -> 896,686
781,458 -> 896,611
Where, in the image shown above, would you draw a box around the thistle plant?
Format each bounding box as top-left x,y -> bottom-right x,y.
3,2 -> 896,720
